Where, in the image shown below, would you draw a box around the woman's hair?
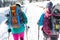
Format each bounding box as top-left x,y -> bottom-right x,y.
45,2 -> 53,14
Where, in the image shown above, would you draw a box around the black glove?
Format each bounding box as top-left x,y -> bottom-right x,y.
5,14 -> 9,17
28,26 -> 30,28
8,29 -> 11,33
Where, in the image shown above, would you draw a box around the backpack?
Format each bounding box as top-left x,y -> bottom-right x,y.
6,4 -> 27,28
51,4 -> 60,32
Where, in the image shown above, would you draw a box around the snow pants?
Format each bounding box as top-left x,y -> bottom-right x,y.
13,32 -> 24,40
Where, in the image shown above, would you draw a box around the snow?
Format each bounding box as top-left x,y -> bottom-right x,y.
0,1 -> 60,40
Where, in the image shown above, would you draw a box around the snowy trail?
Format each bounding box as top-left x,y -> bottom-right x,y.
0,1 -> 60,40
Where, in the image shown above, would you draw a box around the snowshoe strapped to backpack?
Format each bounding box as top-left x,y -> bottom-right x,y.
51,4 -> 60,34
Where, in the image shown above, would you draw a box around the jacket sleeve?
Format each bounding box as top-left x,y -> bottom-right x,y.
23,12 -> 28,24
20,12 -> 28,24
5,11 -> 11,30
38,13 -> 45,26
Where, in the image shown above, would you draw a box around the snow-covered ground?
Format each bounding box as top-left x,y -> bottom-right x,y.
0,1 -> 60,40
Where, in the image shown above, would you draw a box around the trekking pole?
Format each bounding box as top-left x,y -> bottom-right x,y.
37,22 -> 40,40
38,25 -> 40,40
25,24 -> 30,40
8,32 -> 10,40
8,28 -> 11,40
26,25 -> 28,40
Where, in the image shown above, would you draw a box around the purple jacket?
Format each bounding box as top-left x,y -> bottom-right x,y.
42,8 -> 53,36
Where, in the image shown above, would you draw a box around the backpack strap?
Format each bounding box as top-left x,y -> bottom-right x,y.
16,5 -> 21,25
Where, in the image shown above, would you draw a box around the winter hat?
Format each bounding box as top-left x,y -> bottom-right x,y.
46,2 -> 53,8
